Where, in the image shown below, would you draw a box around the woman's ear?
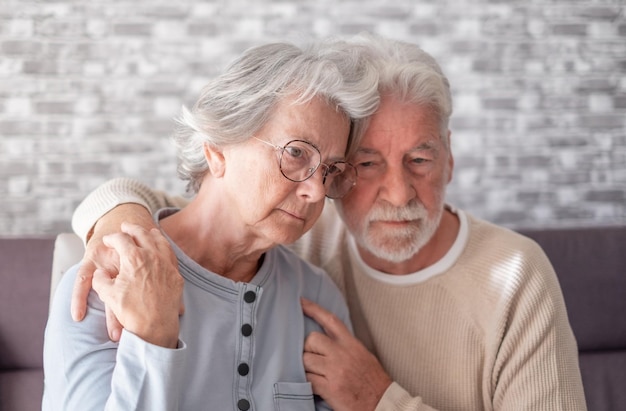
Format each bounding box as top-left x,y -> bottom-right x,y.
203,143 -> 226,178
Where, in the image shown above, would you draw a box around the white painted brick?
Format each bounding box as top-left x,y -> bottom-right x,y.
589,94 -> 614,112
0,0 -> 624,235
7,19 -> 34,37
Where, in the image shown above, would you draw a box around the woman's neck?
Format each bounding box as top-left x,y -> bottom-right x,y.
159,197 -> 271,283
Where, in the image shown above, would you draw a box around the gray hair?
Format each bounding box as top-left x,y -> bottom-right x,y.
174,40 -> 380,193
349,34 -> 453,146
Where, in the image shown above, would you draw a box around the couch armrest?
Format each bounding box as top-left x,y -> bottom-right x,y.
50,233 -> 85,311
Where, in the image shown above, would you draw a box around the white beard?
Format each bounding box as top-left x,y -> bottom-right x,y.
355,200 -> 443,263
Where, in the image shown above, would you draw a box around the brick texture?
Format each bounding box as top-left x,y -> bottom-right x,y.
1,0 -> 625,235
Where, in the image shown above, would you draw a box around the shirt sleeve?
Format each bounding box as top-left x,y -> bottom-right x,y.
71,177 -> 190,243
43,263 -> 186,411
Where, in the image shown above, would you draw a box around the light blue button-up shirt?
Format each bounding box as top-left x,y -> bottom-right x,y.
43,209 -> 351,411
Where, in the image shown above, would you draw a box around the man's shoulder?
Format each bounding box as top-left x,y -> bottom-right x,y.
465,212 -> 542,252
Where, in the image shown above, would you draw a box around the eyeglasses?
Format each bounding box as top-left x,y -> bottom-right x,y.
254,137 -> 357,199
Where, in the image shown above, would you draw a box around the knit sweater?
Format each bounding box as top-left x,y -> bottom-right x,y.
72,177 -> 587,411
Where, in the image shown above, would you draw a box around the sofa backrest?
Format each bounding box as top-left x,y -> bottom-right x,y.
519,226 -> 626,411
2,227 -> 624,411
0,237 -> 55,411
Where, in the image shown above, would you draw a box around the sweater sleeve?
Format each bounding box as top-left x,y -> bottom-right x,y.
71,177 -> 190,243
489,239 -> 587,410
375,383 -> 437,411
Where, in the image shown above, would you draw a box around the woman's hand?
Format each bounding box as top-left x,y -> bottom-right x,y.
92,223 -> 184,348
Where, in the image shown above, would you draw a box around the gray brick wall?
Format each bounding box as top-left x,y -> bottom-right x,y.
1,0 -> 625,236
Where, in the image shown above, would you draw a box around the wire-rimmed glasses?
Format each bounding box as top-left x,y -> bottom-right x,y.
254,137 -> 357,199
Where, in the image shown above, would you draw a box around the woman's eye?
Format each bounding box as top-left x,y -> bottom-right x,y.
358,161 -> 376,168
285,146 -> 303,158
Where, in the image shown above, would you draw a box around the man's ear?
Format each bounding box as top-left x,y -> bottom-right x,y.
446,130 -> 454,183
203,143 -> 226,178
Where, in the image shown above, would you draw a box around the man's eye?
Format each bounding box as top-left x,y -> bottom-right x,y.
411,158 -> 427,164
358,161 -> 377,168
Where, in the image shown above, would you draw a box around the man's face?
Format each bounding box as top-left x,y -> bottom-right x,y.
336,94 -> 453,264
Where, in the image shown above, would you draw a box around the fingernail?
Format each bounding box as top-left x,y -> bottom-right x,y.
110,329 -> 121,342
71,308 -> 83,322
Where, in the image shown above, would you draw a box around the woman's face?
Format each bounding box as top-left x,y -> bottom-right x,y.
222,95 -> 351,245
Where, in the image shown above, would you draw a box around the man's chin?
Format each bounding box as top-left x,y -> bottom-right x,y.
361,235 -> 420,262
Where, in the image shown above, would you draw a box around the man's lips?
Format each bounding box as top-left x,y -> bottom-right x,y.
370,219 -> 415,227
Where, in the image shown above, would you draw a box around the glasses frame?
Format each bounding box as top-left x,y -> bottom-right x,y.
253,137 -> 357,199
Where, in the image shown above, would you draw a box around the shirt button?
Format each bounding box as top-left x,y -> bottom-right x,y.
237,399 -> 250,410
241,323 -> 253,337
238,362 -> 250,376
244,291 -> 256,303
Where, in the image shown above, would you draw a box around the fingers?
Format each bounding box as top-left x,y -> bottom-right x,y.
92,268 -> 115,303
305,372 -> 327,396
301,298 -> 349,339
303,349 -> 329,377
303,330 -> 333,355
106,305 -> 123,342
119,222 -> 161,247
178,296 -> 186,316
71,260 -> 96,321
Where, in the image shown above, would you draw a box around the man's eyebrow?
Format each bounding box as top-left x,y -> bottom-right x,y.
412,140 -> 440,152
354,147 -> 380,155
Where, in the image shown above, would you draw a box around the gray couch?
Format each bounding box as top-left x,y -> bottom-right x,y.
1,227 -> 624,411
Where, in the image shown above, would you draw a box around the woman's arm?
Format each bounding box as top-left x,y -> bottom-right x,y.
44,235 -> 185,411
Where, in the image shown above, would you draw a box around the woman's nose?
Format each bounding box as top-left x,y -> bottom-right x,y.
296,167 -> 327,202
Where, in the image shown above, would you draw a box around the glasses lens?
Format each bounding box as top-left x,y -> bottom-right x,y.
325,162 -> 357,199
279,140 -> 321,182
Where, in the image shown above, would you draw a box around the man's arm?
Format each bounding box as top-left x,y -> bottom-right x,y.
72,177 -> 190,243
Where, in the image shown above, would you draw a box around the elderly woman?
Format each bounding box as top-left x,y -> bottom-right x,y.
43,40 -> 378,411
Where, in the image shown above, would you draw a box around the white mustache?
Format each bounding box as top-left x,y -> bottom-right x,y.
367,201 -> 427,222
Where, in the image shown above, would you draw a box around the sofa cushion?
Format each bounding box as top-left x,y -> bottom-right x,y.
579,350 -> 626,411
520,226 -> 626,351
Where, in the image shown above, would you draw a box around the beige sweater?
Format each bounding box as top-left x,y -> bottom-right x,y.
73,178 -> 587,411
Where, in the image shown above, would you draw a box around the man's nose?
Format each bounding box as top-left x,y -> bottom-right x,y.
379,165 -> 416,206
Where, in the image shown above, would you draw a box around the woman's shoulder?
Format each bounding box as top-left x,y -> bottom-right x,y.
270,245 -> 349,314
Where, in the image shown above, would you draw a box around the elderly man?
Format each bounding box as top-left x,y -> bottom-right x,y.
69,34 -> 587,410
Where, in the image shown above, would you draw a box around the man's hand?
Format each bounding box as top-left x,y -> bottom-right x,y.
301,298 -> 393,411
71,232 -> 123,339
92,223 -> 184,348
71,203 -> 173,342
